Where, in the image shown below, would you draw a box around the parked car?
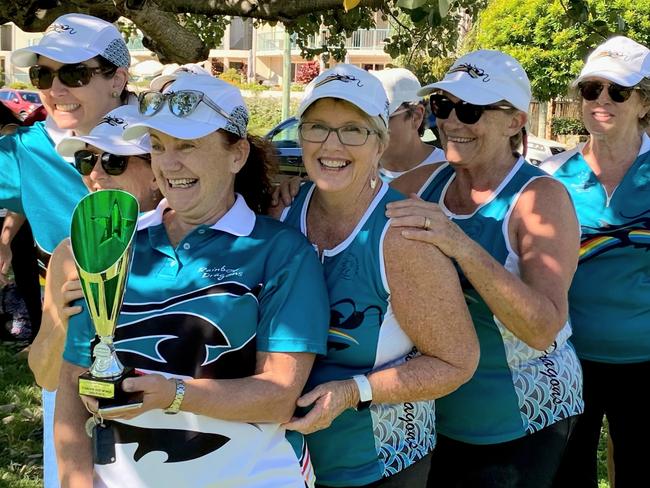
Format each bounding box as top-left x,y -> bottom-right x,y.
525,134 -> 567,166
266,117 -> 568,174
265,117 -> 305,177
0,89 -> 42,120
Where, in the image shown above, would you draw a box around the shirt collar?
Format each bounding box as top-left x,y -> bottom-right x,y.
45,116 -> 74,162
137,193 -> 256,236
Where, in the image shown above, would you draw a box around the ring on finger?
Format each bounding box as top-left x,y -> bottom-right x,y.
423,217 -> 431,231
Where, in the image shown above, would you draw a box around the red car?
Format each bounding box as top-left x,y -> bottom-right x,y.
0,88 -> 42,120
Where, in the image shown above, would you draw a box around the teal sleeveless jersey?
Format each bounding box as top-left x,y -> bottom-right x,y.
64,196 -> 329,487
419,159 -> 583,445
282,182 -> 436,486
0,122 -> 87,254
542,136 -> 650,363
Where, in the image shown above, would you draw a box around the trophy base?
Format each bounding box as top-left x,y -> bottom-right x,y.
78,367 -> 144,412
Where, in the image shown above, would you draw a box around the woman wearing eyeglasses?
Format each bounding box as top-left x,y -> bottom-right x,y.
385,51 -> 583,488
541,37 -> 650,488
55,73 -> 330,488
0,14 -> 131,488
276,64 -> 478,488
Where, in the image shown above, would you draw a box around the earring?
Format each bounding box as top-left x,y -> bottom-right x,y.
370,175 -> 378,190
111,91 -> 119,98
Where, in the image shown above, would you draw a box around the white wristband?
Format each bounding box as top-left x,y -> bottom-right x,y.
352,374 -> 372,406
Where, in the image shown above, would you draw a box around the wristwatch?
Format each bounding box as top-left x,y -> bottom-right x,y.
352,375 -> 372,411
164,378 -> 186,415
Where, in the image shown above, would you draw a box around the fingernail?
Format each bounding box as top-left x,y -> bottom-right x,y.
122,380 -> 132,392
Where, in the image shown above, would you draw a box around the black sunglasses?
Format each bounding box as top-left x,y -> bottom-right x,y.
429,94 -> 513,125
577,81 -> 639,103
74,150 -> 150,176
29,64 -> 112,90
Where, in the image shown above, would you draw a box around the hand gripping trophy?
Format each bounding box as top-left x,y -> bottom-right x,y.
71,189 -> 142,412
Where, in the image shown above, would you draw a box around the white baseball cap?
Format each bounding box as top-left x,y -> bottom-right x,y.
123,74 -> 249,141
57,105 -> 150,157
11,14 -> 130,68
298,64 -> 390,126
418,50 -> 531,113
372,68 -> 422,115
577,36 -> 650,87
149,63 -> 212,92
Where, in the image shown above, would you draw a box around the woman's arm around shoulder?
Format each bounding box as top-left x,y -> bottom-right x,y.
29,239 -> 83,391
376,227 -> 479,403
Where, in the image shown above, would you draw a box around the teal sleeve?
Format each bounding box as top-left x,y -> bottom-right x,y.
257,233 -> 329,355
63,301 -> 94,368
0,134 -> 24,213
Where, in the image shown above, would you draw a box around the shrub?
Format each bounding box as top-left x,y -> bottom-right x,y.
239,82 -> 269,93
219,68 -> 243,86
245,96 -> 300,136
9,81 -> 31,90
291,83 -> 305,92
295,61 -> 320,85
552,117 -> 588,135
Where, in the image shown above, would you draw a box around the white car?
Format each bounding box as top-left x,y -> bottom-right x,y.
525,135 -> 567,166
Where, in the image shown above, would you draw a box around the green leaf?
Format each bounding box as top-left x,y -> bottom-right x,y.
409,7 -> 429,24
438,0 -> 450,18
397,0 -> 429,9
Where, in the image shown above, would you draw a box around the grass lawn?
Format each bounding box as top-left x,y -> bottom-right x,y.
0,341 -> 613,487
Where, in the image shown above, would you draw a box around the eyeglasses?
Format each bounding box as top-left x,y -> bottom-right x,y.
74,150 -> 150,176
29,64 -> 111,90
577,81 -> 639,103
138,90 -> 234,123
299,123 -> 378,146
429,94 -> 513,125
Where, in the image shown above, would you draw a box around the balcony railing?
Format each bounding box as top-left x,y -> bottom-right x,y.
256,28 -> 390,52
345,29 -> 390,50
256,31 -> 304,52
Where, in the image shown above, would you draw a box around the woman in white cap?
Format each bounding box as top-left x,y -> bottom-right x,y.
278,64 -> 478,488
542,36 -> 650,488
372,68 -> 445,183
386,50 -> 583,487
0,13 -> 131,487
55,73 -> 330,488
29,105 -> 160,394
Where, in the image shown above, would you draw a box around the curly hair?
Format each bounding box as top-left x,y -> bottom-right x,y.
222,131 -> 278,215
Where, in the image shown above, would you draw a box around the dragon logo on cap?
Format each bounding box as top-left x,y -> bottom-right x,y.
315,74 -> 364,88
448,63 -> 490,82
98,116 -> 127,128
46,23 -> 77,35
593,50 -> 632,62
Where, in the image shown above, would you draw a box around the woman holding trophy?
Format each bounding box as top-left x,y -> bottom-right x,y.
55,73 -> 330,487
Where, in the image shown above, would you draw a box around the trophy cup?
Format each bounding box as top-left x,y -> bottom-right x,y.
70,189 -> 142,412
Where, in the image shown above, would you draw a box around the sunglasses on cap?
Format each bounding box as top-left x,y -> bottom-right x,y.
577,81 -> 640,103
29,64 -> 113,90
138,90 -> 234,123
429,94 -> 513,125
74,150 -> 150,177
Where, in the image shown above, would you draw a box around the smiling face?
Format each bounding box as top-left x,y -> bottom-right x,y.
149,130 -> 249,226
436,92 -> 525,168
580,76 -> 649,138
300,98 -> 386,195
81,146 -> 159,212
36,56 -> 126,135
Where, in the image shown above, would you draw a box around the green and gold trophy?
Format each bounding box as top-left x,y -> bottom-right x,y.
70,190 -> 142,411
